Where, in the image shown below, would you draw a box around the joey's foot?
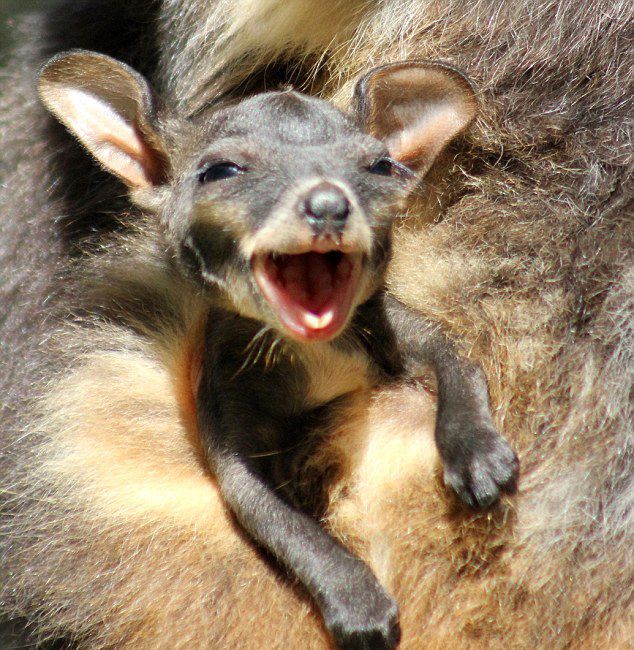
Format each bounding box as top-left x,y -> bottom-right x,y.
440,425 -> 519,509
321,572 -> 400,650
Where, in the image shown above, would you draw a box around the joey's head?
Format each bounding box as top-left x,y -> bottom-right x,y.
39,51 -> 476,342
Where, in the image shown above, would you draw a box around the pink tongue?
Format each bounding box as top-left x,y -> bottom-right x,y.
254,251 -> 359,340
280,253 -> 335,312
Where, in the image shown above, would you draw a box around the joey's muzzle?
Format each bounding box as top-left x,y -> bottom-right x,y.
244,178 -> 374,342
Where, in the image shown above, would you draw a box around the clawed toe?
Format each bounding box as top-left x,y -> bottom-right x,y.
443,434 -> 519,509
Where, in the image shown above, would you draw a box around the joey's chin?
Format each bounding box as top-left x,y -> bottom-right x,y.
252,250 -> 364,342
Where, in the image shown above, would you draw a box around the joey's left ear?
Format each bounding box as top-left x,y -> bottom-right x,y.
354,60 -> 477,176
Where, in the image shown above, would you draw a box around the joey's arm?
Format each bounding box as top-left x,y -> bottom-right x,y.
379,293 -> 519,508
196,360 -> 400,650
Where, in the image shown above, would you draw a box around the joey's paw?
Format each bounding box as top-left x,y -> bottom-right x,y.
323,579 -> 400,650
442,428 -> 519,509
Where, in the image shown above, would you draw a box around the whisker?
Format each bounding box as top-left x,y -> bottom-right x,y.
247,439 -> 306,459
264,334 -> 285,369
273,478 -> 293,492
231,325 -> 273,379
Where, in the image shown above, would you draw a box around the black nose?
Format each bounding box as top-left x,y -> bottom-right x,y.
303,184 -> 350,232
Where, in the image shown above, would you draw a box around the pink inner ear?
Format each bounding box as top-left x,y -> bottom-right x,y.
387,100 -> 473,169
363,64 -> 476,174
44,85 -> 163,188
99,124 -> 166,188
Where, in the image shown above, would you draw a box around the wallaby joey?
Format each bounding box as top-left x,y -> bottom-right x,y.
38,51 -> 519,649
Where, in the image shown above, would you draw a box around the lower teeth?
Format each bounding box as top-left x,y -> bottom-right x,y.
302,310 -> 335,330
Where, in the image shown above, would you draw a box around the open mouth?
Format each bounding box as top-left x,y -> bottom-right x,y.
252,251 -> 363,341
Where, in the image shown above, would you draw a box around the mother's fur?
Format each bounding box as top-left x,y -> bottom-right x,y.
0,0 -> 632,648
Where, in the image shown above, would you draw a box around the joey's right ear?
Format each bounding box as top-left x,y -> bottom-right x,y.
38,50 -> 169,188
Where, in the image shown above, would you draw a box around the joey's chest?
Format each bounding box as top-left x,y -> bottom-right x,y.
297,342 -> 375,408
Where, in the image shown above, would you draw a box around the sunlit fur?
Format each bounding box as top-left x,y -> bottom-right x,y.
1,0 -> 632,647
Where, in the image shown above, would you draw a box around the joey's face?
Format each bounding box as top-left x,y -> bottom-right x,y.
39,52 -> 476,344
173,92 -> 414,342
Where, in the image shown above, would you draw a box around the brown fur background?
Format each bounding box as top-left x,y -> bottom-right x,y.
1,0 -> 632,647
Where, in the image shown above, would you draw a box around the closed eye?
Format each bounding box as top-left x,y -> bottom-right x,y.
368,157 -> 394,176
367,156 -> 414,179
198,161 -> 244,183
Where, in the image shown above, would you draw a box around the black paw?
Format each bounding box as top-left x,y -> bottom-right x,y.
442,427 -> 519,509
322,575 -> 400,650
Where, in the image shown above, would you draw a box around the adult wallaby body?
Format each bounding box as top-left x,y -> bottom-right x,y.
0,1 -> 631,648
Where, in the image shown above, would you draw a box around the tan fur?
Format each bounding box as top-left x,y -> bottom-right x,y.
20,318 -> 441,647
298,341 -> 373,407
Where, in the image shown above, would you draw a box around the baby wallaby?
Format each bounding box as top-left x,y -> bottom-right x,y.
39,51 -> 518,649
